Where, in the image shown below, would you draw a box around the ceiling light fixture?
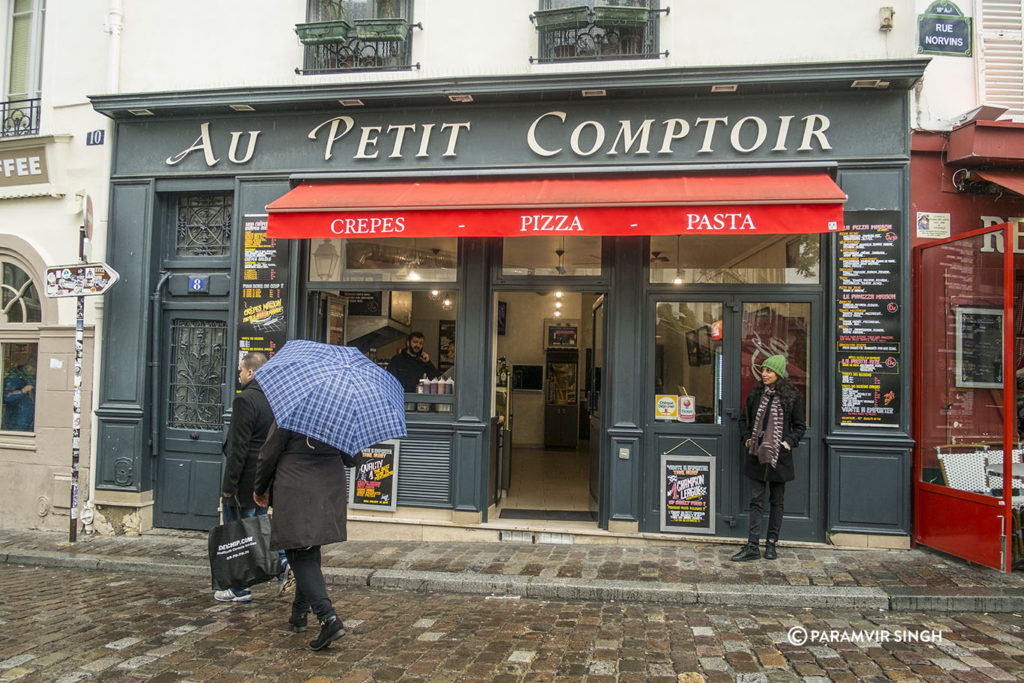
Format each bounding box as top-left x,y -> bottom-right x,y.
448,94 -> 473,103
230,104 -> 255,112
339,99 -> 365,106
128,108 -> 154,116
711,84 -> 737,93
582,89 -> 607,97
555,291 -> 563,299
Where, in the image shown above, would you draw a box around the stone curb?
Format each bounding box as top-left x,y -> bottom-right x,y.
697,582 -> 889,610
5,549 -> 1023,613
886,586 -> 1024,613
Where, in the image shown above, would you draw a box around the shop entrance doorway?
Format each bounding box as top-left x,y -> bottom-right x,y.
645,295 -> 825,541
492,290 -> 604,524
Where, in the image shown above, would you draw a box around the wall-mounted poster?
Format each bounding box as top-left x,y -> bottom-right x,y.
342,291 -> 382,316
661,453 -> 715,534
348,440 -> 399,511
236,214 -> 290,390
497,301 -> 507,336
438,319 -> 456,372
545,320 -> 578,349
326,295 -> 346,346
389,290 -> 412,326
955,307 -> 1004,389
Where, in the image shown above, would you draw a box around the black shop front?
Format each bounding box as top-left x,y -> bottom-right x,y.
89,61 -> 925,545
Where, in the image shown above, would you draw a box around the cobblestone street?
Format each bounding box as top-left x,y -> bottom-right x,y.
2,565 -> 1023,681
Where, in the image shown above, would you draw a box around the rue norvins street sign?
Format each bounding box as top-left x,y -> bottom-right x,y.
44,262 -> 120,298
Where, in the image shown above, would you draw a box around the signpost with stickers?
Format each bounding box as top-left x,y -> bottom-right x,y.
43,197 -> 119,541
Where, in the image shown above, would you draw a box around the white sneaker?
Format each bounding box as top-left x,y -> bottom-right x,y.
277,566 -> 294,597
213,588 -> 252,603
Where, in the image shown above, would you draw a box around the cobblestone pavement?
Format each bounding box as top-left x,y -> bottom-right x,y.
4,529 -> 1024,591
2,565 -> 1023,682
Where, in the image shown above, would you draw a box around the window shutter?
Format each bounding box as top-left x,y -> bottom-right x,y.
978,0 -> 1024,119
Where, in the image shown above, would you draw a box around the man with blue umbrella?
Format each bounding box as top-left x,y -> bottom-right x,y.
253,340 -> 406,650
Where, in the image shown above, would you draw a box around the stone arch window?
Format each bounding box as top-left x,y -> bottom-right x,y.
1,260 -> 41,322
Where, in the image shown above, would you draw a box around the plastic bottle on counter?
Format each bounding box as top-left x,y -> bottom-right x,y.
444,377 -> 454,394
417,374 -> 427,394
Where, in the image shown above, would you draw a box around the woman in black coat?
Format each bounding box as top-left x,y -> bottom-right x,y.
254,422 -> 351,650
730,354 -> 806,562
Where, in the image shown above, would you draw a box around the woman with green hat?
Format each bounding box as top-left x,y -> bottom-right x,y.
730,353 -> 806,562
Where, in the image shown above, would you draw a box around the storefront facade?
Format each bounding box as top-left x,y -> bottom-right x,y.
90,61 -> 925,545
911,122 -> 1024,570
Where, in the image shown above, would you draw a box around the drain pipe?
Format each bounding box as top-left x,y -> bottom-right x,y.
149,271 -> 172,457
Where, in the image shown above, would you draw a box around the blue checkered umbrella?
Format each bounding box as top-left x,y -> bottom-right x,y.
253,340 -> 406,455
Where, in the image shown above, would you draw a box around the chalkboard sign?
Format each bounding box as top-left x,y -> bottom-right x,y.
955,307 -> 1003,389
660,454 -> 715,534
348,440 -> 400,511
834,212 -> 902,428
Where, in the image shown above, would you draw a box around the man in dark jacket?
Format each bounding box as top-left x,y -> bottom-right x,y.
215,351 -> 281,602
386,331 -> 439,393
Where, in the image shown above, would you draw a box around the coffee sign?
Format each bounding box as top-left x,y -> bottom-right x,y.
0,146 -> 48,186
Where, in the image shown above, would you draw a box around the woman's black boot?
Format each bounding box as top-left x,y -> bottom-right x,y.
309,615 -> 345,651
730,543 -> 761,562
288,610 -> 309,633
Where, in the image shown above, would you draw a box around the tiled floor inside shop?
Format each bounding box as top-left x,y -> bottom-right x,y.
500,445 -> 596,516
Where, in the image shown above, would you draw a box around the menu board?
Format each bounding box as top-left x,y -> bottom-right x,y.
237,215 -> 290,384
349,441 -> 399,510
835,212 -> 901,428
661,454 -> 715,534
955,307 -> 1003,388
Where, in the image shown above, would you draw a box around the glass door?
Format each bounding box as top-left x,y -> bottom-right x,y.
647,296 -> 822,540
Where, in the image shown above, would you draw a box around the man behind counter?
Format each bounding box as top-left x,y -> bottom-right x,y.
387,331 -> 439,393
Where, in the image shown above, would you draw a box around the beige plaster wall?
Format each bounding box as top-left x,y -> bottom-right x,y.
0,327 -> 93,531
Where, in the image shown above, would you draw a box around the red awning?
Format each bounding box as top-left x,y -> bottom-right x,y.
974,170 -> 1024,196
266,173 -> 847,239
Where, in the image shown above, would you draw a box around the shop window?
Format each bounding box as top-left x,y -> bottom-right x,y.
1,341 -> 36,431
918,232 -> 1019,499
297,0 -> 416,74
175,193 -> 232,258
308,237 -> 456,283
649,234 -> 820,285
501,235 -> 602,277
1,260 -> 40,432
532,0 -> 663,63
3,0 -> 43,137
654,301 -> 723,424
316,287 -> 458,405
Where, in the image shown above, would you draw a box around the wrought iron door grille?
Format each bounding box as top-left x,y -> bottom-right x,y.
168,320 -> 227,430
0,98 -> 41,138
533,1 -> 663,63
175,193 -> 232,257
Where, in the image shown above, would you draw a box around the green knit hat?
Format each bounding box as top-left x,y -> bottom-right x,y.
762,355 -> 788,379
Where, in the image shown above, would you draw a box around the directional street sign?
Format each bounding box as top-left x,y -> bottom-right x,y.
44,262 -> 120,298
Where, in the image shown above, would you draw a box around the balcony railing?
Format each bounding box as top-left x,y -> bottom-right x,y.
296,20 -> 420,74
531,2 -> 668,63
1,98 -> 41,138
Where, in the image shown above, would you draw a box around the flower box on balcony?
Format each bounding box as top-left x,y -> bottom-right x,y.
593,5 -> 649,28
534,6 -> 591,31
295,20 -> 352,45
353,17 -> 409,41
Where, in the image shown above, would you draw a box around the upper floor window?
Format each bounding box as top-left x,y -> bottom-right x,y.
3,0 -> 43,137
2,260 -> 40,322
532,0 -> 663,63
297,0 -> 416,74
174,193 -> 233,258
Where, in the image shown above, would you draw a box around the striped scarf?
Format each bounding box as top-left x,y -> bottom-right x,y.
749,386 -> 784,469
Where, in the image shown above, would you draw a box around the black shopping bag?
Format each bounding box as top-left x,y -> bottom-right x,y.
207,505 -> 280,590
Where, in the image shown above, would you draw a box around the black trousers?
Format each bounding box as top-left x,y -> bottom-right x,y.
747,478 -> 785,544
285,546 -> 336,623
